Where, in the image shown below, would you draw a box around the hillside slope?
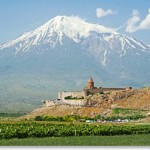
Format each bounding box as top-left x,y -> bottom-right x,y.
21,87 -> 150,119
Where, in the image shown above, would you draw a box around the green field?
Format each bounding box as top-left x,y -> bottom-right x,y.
1,120 -> 150,146
0,134 -> 150,146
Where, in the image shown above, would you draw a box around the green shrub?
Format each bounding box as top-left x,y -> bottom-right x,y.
64,96 -> 84,100
35,116 -> 43,121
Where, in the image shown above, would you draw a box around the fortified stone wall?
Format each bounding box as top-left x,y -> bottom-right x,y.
62,99 -> 87,106
85,87 -> 126,94
58,91 -> 85,100
44,100 -> 55,107
102,88 -> 127,91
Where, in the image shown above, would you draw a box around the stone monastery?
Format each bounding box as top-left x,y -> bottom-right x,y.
44,77 -> 132,107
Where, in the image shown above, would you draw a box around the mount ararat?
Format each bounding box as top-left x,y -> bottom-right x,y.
0,16 -> 150,112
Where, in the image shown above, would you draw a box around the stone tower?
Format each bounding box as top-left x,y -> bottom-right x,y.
87,77 -> 94,89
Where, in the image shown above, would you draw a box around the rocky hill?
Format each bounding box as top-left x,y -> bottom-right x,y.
21,87 -> 150,119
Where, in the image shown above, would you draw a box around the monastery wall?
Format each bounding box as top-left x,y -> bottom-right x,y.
102,88 -> 127,91
44,100 -> 55,107
58,91 -> 85,100
62,99 -> 87,106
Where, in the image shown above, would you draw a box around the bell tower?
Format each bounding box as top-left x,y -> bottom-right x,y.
87,77 -> 94,89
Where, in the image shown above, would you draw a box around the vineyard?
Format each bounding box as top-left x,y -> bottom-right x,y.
0,122 -> 150,139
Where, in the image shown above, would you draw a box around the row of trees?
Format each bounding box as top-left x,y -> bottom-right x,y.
35,115 -> 90,122
34,114 -> 146,122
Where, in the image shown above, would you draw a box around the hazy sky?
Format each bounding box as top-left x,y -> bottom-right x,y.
0,0 -> 150,44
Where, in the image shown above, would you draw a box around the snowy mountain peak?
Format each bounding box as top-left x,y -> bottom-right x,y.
0,16 -> 117,50
0,15 -> 150,55
38,15 -> 117,35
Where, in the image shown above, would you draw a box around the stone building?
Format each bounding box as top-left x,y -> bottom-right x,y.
84,77 -> 132,96
44,76 -> 132,107
58,77 -> 131,99
87,77 -> 94,89
58,91 -> 85,101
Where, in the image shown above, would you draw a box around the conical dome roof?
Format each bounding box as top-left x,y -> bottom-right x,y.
88,77 -> 94,83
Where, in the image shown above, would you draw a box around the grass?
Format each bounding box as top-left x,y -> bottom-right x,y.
0,113 -> 25,118
112,108 -> 147,116
0,134 -> 150,146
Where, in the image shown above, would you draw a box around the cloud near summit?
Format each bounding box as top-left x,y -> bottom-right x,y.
96,8 -> 117,18
126,8 -> 150,33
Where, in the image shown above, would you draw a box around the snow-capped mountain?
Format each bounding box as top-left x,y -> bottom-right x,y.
0,16 -> 150,111
0,16 -> 116,50
1,16 -> 150,66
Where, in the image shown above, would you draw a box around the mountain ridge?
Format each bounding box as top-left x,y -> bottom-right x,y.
1,16 -> 150,54
0,16 -> 150,113
0,16 -> 117,49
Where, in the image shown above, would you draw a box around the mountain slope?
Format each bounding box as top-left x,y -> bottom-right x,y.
0,16 -> 150,113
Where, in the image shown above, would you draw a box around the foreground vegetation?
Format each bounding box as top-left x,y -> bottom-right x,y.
0,113 -> 25,118
1,122 -> 150,139
33,107 -> 148,122
1,134 -> 150,146
34,112 -> 146,122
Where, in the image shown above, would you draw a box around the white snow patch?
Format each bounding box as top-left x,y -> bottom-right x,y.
103,34 -> 114,42
102,50 -> 108,66
120,37 -> 126,50
123,37 -> 136,49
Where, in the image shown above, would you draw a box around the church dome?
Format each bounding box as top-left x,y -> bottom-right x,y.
88,77 -> 94,83
87,77 -> 94,89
